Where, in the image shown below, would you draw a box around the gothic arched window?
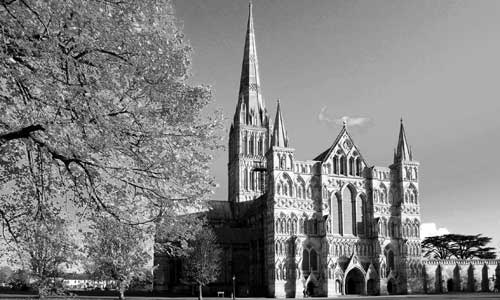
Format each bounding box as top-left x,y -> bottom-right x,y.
280,155 -> 286,169
302,246 -> 318,274
249,171 -> 254,191
380,187 -> 387,204
340,156 -> 347,175
387,249 -> 395,274
243,169 -> 249,190
333,156 -> 339,174
302,249 -> 310,273
356,157 -> 362,176
349,157 -> 355,176
258,136 -> 263,155
298,180 -> 305,199
310,249 -> 318,271
342,187 -> 353,235
249,135 -> 254,155
244,135 -> 248,155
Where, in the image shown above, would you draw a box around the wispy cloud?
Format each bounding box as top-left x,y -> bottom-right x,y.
318,106 -> 373,131
420,222 -> 450,238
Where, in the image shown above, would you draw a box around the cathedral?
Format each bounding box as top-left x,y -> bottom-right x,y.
153,3 -> 500,297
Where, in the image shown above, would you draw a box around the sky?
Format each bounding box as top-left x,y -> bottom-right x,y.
172,0 -> 500,251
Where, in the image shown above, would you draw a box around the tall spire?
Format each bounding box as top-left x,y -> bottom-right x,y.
234,1 -> 266,126
394,118 -> 412,162
271,100 -> 288,147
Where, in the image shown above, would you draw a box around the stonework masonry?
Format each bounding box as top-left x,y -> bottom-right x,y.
153,3 -> 500,297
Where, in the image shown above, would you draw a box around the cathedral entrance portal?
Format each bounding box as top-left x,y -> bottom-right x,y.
387,278 -> 396,295
367,279 -> 376,295
306,281 -> 314,297
345,268 -> 364,295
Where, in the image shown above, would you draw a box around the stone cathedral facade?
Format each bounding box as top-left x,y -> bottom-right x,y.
153,3 -> 500,297
223,3 -> 422,297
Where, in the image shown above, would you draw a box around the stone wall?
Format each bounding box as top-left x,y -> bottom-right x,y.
422,259 -> 500,293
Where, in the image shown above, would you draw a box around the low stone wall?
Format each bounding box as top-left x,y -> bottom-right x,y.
422,259 -> 500,293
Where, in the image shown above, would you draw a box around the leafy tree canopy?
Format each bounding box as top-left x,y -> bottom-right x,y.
83,215 -> 152,300
0,0 -> 223,239
5,215 -> 78,298
183,227 -> 222,300
155,213 -> 206,257
422,233 -> 496,259
0,265 -> 13,283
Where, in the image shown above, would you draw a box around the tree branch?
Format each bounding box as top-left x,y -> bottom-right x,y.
0,125 -> 45,142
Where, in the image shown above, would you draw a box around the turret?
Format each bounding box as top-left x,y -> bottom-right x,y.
267,100 -> 294,172
394,118 -> 413,163
271,100 -> 288,148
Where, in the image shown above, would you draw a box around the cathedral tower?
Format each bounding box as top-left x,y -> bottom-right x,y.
265,100 -> 297,298
388,119 -> 422,294
228,2 -> 270,203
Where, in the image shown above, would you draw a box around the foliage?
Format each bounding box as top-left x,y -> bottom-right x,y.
83,216 -> 152,300
8,216 -> 78,297
129,269 -> 153,291
182,227 -> 222,300
0,0 -> 223,241
155,213 -> 206,257
7,269 -> 29,291
0,266 -> 13,283
422,234 -> 496,259
0,115 -> 78,297
421,235 -> 452,259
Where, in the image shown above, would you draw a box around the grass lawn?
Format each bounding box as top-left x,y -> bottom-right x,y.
1,293 -> 500,300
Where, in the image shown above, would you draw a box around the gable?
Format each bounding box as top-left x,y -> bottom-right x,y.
313,126 -> 368,167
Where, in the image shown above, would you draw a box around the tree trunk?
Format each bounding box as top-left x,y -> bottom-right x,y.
119,288 -> 125,300
38,290 -> 45,299
198,284 -> 203,300
38,280 -> 47,299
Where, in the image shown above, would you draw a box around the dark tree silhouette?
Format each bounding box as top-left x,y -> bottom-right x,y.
422,234 -> 496,259
446,234 -> 496,259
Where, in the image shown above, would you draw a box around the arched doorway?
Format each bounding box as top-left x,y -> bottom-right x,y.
387,278 -> 396,295
367,279 -> 376,295
436,265 -> 443,293
447,279 -> 454,292
345,268 -> 364,295
306,281 -> 314,297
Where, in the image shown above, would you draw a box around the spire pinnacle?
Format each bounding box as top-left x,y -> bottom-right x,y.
395,118 -> 412,162
271,99 -> 288,147
233,1 -> 266,126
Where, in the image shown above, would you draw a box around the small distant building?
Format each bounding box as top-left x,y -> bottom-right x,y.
61,273 -> 116,291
